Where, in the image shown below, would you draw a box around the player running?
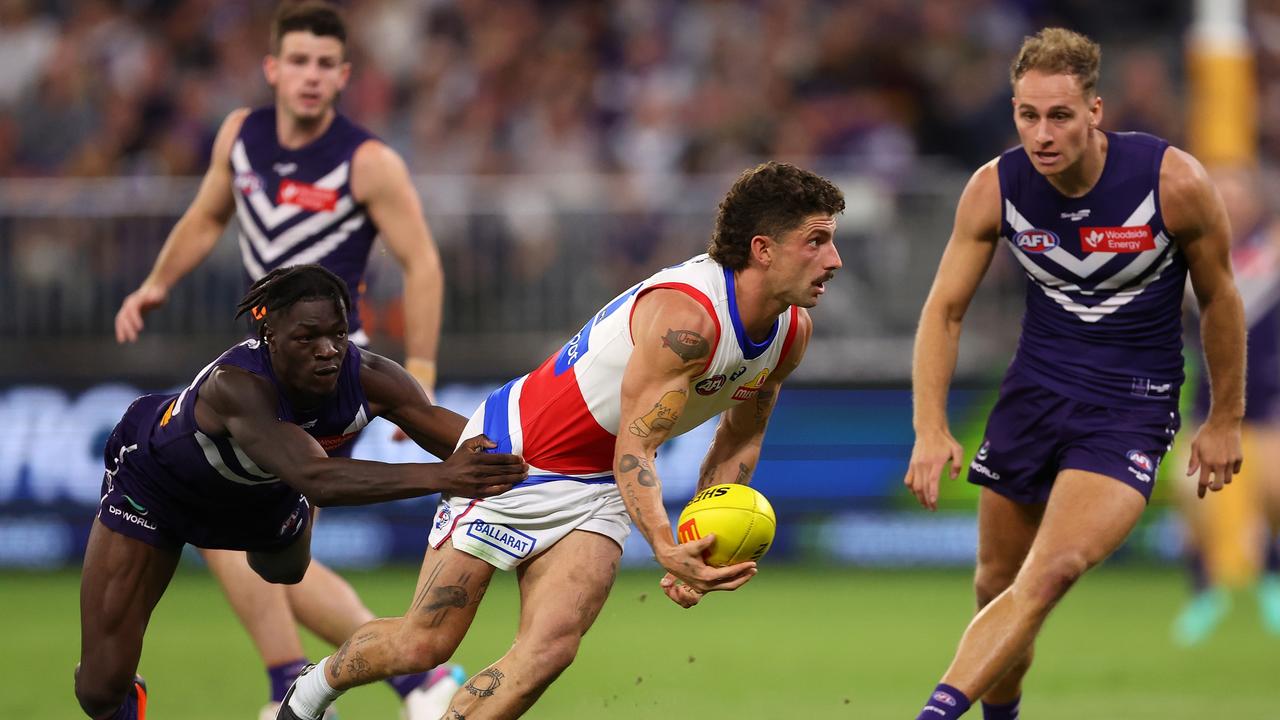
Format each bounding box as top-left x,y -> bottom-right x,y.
904,28 -> 1245,719
276,161 -> 844,720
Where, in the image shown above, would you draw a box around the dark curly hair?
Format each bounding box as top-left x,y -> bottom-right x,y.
271,1 -> 347,56
236,264 -> 351,338
708,162 -> 845,270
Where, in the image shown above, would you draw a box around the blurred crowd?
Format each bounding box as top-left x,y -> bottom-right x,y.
0,0 -> 1203,180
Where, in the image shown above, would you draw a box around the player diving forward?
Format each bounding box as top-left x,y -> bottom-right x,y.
77,266 -> 526,720
112,3 -> 454,716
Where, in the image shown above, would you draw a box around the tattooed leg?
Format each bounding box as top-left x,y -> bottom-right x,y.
323,543 -> 495,691
443,530 -> 621,719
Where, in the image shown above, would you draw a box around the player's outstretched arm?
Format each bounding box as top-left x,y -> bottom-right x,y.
196,365 -> 527,506
618,289 -> 757,606
352,141 -> 444,398
695,309 -> 812,491
1164,147 -> 1246,497
905,159 -> 1001,511
359,349 -> 467,458
115,109 -> 247,343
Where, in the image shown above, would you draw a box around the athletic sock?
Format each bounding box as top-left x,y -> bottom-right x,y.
1187,549 -> 1210,594
287,657 -> 343,719
109,689 -> 138,720
1265,537 -> 1280,574
268,659 -> 311,703
982,696 -> 1020,719
916,683 -> 972,719
385,670 -> 431,699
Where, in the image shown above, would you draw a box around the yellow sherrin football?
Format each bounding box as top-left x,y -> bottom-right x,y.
676,484 -> 776,567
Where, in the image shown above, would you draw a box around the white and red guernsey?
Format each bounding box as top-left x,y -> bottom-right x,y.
477,254 -> 800,486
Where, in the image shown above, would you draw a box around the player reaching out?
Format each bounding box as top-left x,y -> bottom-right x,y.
77,265 -> 526,720
111,3 -> 453,716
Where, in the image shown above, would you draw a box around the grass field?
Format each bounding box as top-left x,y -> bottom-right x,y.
7,565 -> 1276,719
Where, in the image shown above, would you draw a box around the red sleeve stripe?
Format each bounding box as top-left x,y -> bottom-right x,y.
778,305 -> 800,366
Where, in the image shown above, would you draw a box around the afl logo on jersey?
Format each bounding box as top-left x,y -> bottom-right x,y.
695,374 -> 727,396
1014,229 -> 1059,253
235,170 -> 264,195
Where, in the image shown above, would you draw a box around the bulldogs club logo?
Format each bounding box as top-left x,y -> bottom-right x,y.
433,504 -> 452,531
695,374 -> 726,396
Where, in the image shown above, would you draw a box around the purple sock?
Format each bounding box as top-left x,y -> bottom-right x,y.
916,683 -> 972,719
1265,538 -> 1280,574
1187,550 -> 1210,593
109,689 -> 138,720
386,670 -> 431,699
268,659 -> 311,703
982,697 -> 1020,719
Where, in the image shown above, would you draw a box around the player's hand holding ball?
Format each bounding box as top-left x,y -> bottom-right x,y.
658,484 -> 776,608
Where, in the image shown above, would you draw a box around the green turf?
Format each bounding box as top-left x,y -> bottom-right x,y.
7,564 -> 1275,719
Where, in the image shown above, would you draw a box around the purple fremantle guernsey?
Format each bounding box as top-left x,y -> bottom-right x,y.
231,107 -> 379,336
999,131 -> 1186,407
144,338 -> 371,507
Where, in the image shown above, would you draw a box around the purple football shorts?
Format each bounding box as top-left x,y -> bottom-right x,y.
968,371 -> 1179,504
96,394 -> 311,551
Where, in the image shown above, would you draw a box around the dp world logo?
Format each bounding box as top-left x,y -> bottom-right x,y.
1014,228 -> 1059,253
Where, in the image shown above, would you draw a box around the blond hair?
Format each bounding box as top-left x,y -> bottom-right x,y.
1010,28 -> 1101,96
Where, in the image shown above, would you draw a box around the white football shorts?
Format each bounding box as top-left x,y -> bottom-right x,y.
428,480 -> 630,571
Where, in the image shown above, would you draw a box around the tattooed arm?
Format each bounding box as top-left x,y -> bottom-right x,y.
696,309 -> 812,491
618,289 -> 757,602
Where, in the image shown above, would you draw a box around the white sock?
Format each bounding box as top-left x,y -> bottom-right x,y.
287,657 -> 343,719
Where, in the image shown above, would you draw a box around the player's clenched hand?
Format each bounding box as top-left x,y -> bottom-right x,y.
438,434 -> 528,497
115,283 -> 168,343
1187,420 -> 1243,499
655,533 -> 756,606
904,428 -> 964,511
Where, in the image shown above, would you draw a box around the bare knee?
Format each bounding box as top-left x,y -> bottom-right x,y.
74,666 -> 131,719
395,626 -> 463,674
974,563 -> 1018,609
526,633 -> 581,681
1019,552 -> 1090,613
